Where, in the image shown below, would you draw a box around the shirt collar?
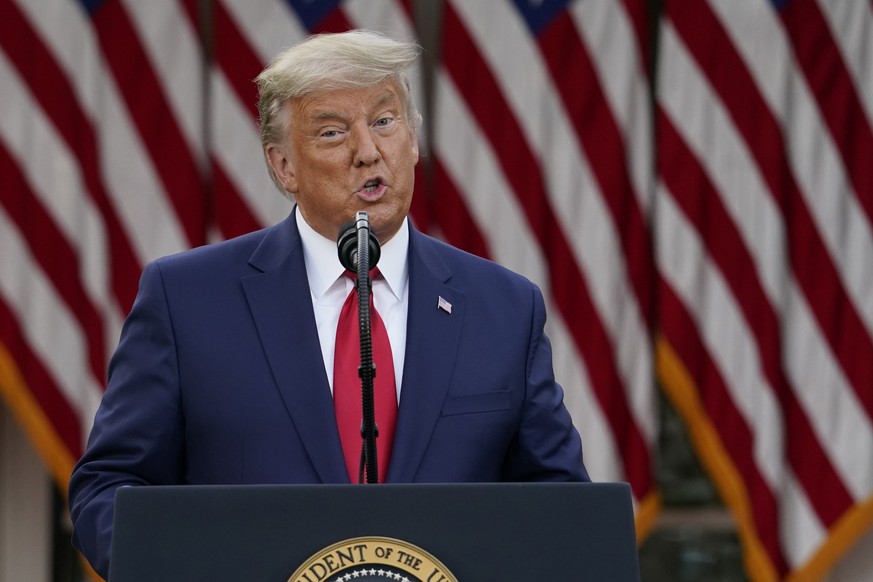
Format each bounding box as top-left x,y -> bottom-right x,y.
296,207 -> 409,301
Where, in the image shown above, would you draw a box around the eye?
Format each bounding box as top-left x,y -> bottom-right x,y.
320,129 -> 340,138
373,116 -> 395,128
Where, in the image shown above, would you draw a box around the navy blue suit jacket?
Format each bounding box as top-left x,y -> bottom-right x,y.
69,211 -> 589,577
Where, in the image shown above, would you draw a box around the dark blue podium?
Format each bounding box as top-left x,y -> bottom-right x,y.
109,482 -> 640,581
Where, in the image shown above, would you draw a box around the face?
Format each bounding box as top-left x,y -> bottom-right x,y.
266,81 -> 419,243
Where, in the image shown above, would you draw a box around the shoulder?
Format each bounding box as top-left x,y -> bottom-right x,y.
412,229 -> 536,289
410,228 -> 543,310
149,215 -> 295,280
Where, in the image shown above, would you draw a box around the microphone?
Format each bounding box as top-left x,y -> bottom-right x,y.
337,214 -> 380,273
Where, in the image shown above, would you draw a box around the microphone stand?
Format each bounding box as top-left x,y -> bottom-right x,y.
337,211 -> 381,484
354,213 -> 379,484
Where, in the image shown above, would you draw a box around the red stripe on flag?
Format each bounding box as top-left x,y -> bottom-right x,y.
538,10 -> 655,328
669,0 -> 873,476
658,279 -> 788,576
658,109 -> 854,524
0,0 -> 141,312
432,158 -> 491,259
407,164 -> 433,234
442,3 -> 653,496
397,0 -> 415,21
0,141 -> 108,386
621,0 -> 653,74
179,0 -> 200,33
0,298 -> 84,459
91,0 -> 206,248
310,8 -> 352,34
212,159 -> 262,239
213,1 -> 263,124
208,1 -> 277,239
780,0 -> 873,229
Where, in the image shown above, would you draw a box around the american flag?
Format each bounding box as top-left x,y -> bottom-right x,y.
0,1 -> 870,580
0,0 -> 208,494
656,0 -> 873,579
431,0 -> 659,531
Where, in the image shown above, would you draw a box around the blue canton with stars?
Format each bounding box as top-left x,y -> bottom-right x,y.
512,0 -> 574,36
75,0 -> 105,16
282,0 -> 344,30
77,0 -> 342,27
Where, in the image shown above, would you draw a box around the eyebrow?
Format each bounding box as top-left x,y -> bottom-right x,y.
306,90 -> 400,124
370,91 -> 398,113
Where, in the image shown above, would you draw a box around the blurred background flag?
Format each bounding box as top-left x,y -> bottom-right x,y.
2,1 -> 873,581
655,0 -> 873,579
430,0 -> 660,531
0,0 -> 206,490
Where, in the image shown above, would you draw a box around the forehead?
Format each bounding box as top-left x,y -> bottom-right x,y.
292,81 -> 403,123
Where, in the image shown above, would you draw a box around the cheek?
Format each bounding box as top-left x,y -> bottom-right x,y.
305,150 -> 348,180
388,141 -> 418,172
292,156 -> 333,191
395,153 -> 418,185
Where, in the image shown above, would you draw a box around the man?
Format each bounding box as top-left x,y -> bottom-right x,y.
68,30 -> 589,578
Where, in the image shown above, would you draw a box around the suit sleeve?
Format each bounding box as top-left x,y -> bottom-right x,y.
68,261 -> 185,579
501,284 -> 591,482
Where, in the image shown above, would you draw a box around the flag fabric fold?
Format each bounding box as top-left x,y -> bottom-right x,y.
432,0 -> 659,533
655,0 -> 873,579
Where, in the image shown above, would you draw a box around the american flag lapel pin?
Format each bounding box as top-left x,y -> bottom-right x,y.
437,296 -> 452,314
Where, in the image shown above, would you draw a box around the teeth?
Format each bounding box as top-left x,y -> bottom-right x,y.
363,181 -> 379,192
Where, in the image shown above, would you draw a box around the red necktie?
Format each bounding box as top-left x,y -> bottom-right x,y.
333,269 -> 397,483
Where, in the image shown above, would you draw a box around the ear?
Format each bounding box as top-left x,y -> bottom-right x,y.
265,143 -> 298,193
411,132 -> 420,165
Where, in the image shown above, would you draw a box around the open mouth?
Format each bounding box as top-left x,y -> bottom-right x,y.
362,179 -> 382,193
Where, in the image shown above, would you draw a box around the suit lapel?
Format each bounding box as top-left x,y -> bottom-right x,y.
241,212 -> 348,484
387,229 -> 464,482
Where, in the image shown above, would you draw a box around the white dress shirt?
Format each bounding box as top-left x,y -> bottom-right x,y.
296,210 -> 409,402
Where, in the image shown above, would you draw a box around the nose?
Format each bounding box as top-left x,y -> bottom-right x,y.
351,126 -> 381,167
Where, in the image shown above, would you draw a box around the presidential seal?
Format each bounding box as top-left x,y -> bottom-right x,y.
288,536 -> 459,582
